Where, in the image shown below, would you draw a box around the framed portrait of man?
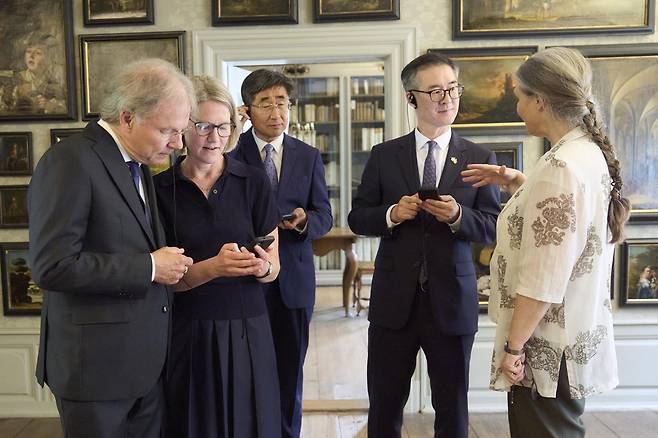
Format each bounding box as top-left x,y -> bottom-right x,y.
0,0 -> 76,121
0,132 -> 32,176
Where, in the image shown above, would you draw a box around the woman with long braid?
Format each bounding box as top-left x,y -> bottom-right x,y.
462,47 -> 630,437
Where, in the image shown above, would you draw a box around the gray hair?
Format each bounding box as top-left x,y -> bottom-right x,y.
240,68 -> 294,107
100,58 -> 196,123
189,75 -> 241,153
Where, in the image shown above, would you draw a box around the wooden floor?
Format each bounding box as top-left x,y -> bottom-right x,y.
3,287 -> 658,437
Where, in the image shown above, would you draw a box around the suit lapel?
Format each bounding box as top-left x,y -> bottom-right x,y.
89,123 -> 156,249
278,134 -> 297,195
396,132 -> 420,192
437,131 -> 467,193
239,130 -> 265,170
141,165 -> 160,246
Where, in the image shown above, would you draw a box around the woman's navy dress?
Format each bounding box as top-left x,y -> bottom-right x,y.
154,155 -> 281,438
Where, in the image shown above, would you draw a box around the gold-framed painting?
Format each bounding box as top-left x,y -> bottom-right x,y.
212,0 -> 298,26
619,238 -> 658,306
80,31 -> 185,120
1,242 -> 41,316
314,0 -> 400,22
453,0 -> 655,39
428,47 -> 536,133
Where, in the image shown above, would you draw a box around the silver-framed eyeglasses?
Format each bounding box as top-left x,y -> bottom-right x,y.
409,84 -> 464,102
157,127 -> 190,141
190,119 -> 235,137
250,101 -> 292,113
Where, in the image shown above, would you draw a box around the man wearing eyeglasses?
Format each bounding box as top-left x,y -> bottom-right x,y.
232,68 -> 332,438
28,59 -> 194,437
348,52 -> 500,438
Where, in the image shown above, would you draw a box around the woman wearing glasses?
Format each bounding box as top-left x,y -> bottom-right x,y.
154,75 -> 281,438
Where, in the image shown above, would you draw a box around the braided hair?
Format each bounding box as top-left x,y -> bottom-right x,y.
515,47 -> 630,242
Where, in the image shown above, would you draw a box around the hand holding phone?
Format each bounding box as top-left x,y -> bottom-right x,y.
281,212 -> 297,222
418,187 -> 440,201
245,235 -> 275,254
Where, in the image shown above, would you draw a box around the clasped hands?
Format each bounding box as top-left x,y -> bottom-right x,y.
502,350 -> 526,385
391,193 -> 459,224
212,243 -> 271,278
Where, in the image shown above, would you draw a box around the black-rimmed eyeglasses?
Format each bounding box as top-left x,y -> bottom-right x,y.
408,85 -> 464,102
190,119 -> 235,137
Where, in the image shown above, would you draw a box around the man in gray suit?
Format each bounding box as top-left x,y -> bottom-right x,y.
28,59 -> 194,438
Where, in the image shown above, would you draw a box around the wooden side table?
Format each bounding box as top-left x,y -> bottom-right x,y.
312,227 -> 358,316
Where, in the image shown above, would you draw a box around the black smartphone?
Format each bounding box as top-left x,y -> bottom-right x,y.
281,212 -> 297,222
245,235 -> 275,253
418,187 -> 440,201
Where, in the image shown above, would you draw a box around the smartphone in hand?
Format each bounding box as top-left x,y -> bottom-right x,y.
245,235 -> 275,254
418,187 -> 440,201
281,212 -> 297,222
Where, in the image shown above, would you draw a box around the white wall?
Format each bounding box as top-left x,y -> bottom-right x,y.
1,0 -> 657,417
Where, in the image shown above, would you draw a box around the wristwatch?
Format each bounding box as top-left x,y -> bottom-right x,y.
504,341 -> 523,356
255,261 -> 272,279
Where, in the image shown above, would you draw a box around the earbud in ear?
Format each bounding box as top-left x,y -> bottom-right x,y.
407,93 -> 417,108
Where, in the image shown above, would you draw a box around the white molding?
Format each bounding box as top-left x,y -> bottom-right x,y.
192,25 -> 417,141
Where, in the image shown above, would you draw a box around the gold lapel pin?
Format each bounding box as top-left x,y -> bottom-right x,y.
450,156 -> 458,164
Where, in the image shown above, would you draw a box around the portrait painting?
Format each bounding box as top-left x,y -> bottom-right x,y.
0,132 -> 32,176
568,44 -> 658,221
0,186 -> 29,228
84,0 -> 155,26
454,0 -> 655,38
1,243 -> 41,316
212,0 -> 298,25
0,0 -> 76,121
314,0 -> 400,22
80,32 -> 185,120
620,238 -> 658,306
51,128 -> 84,145
428,47 -> 536,132
472,242 -> 495,311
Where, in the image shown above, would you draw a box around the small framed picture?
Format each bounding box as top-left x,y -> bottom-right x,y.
619,238 -> 658,306
83,0 -> 155,26
0,186 -> 29,228
0,132 -> 32,175
212,0 -> 298,26
50,128 -> 84,145
1,242 -> 41,316
427,47 -> 537,134
314,0 -> 400,22
467,139 -> 523,205
472,242 -> 495,312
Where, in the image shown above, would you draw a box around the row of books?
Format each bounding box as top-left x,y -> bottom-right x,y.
291,103 -> 339,123
289,126 -> 336,152
314,251 -> 342,271
353,127 -> 385,151
351,100 -> 385,122
351,77 -> 385,96
297,78 -> 340,97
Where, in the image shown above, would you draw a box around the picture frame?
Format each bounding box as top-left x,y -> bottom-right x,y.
427,47 -> 536,133
453,0 -> 655,39
0,186 -> 28,228
472,242 -> 495,312
313,0 -> 400,22
0,0 -> 76,121
83,0 -> 154,26
619,238 -> 658,306
0,132 -> 33,175
50,128 -> 85,145
561,43 -> 658,223
212,0 -> 298,26
1,242 -> 41,316
468,139 -> 523,205
80,31 -> 185,120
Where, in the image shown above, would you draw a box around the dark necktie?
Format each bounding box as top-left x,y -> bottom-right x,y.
421,140 -> 438,188
127,160 -> 151,228
264,144 -> 278,192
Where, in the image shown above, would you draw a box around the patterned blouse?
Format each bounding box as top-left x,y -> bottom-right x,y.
489,127 -> 618,399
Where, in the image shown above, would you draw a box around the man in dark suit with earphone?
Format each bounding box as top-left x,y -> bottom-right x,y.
28,59 -> 194,438
232,69 -> 332,438
348,52 -> 500,438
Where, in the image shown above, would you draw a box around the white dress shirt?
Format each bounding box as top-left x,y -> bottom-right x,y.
252,130 -> 284,179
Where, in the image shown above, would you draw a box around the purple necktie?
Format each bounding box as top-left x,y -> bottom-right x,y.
264,144 -> 278,192
421,140 -> 438,188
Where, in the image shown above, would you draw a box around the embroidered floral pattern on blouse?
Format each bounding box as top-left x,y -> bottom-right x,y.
564,325 -> 607,365
497,255 -> 515,309
570,384 -> 597,399
513,187 -> 524,200
507,207 -> 523,250
570,225 -> 603,281
545,153 -> 567,168
525,337 -> 562,382
542,303 -> 565,328
532,194 -> 576,247
490,350 -> 503,387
